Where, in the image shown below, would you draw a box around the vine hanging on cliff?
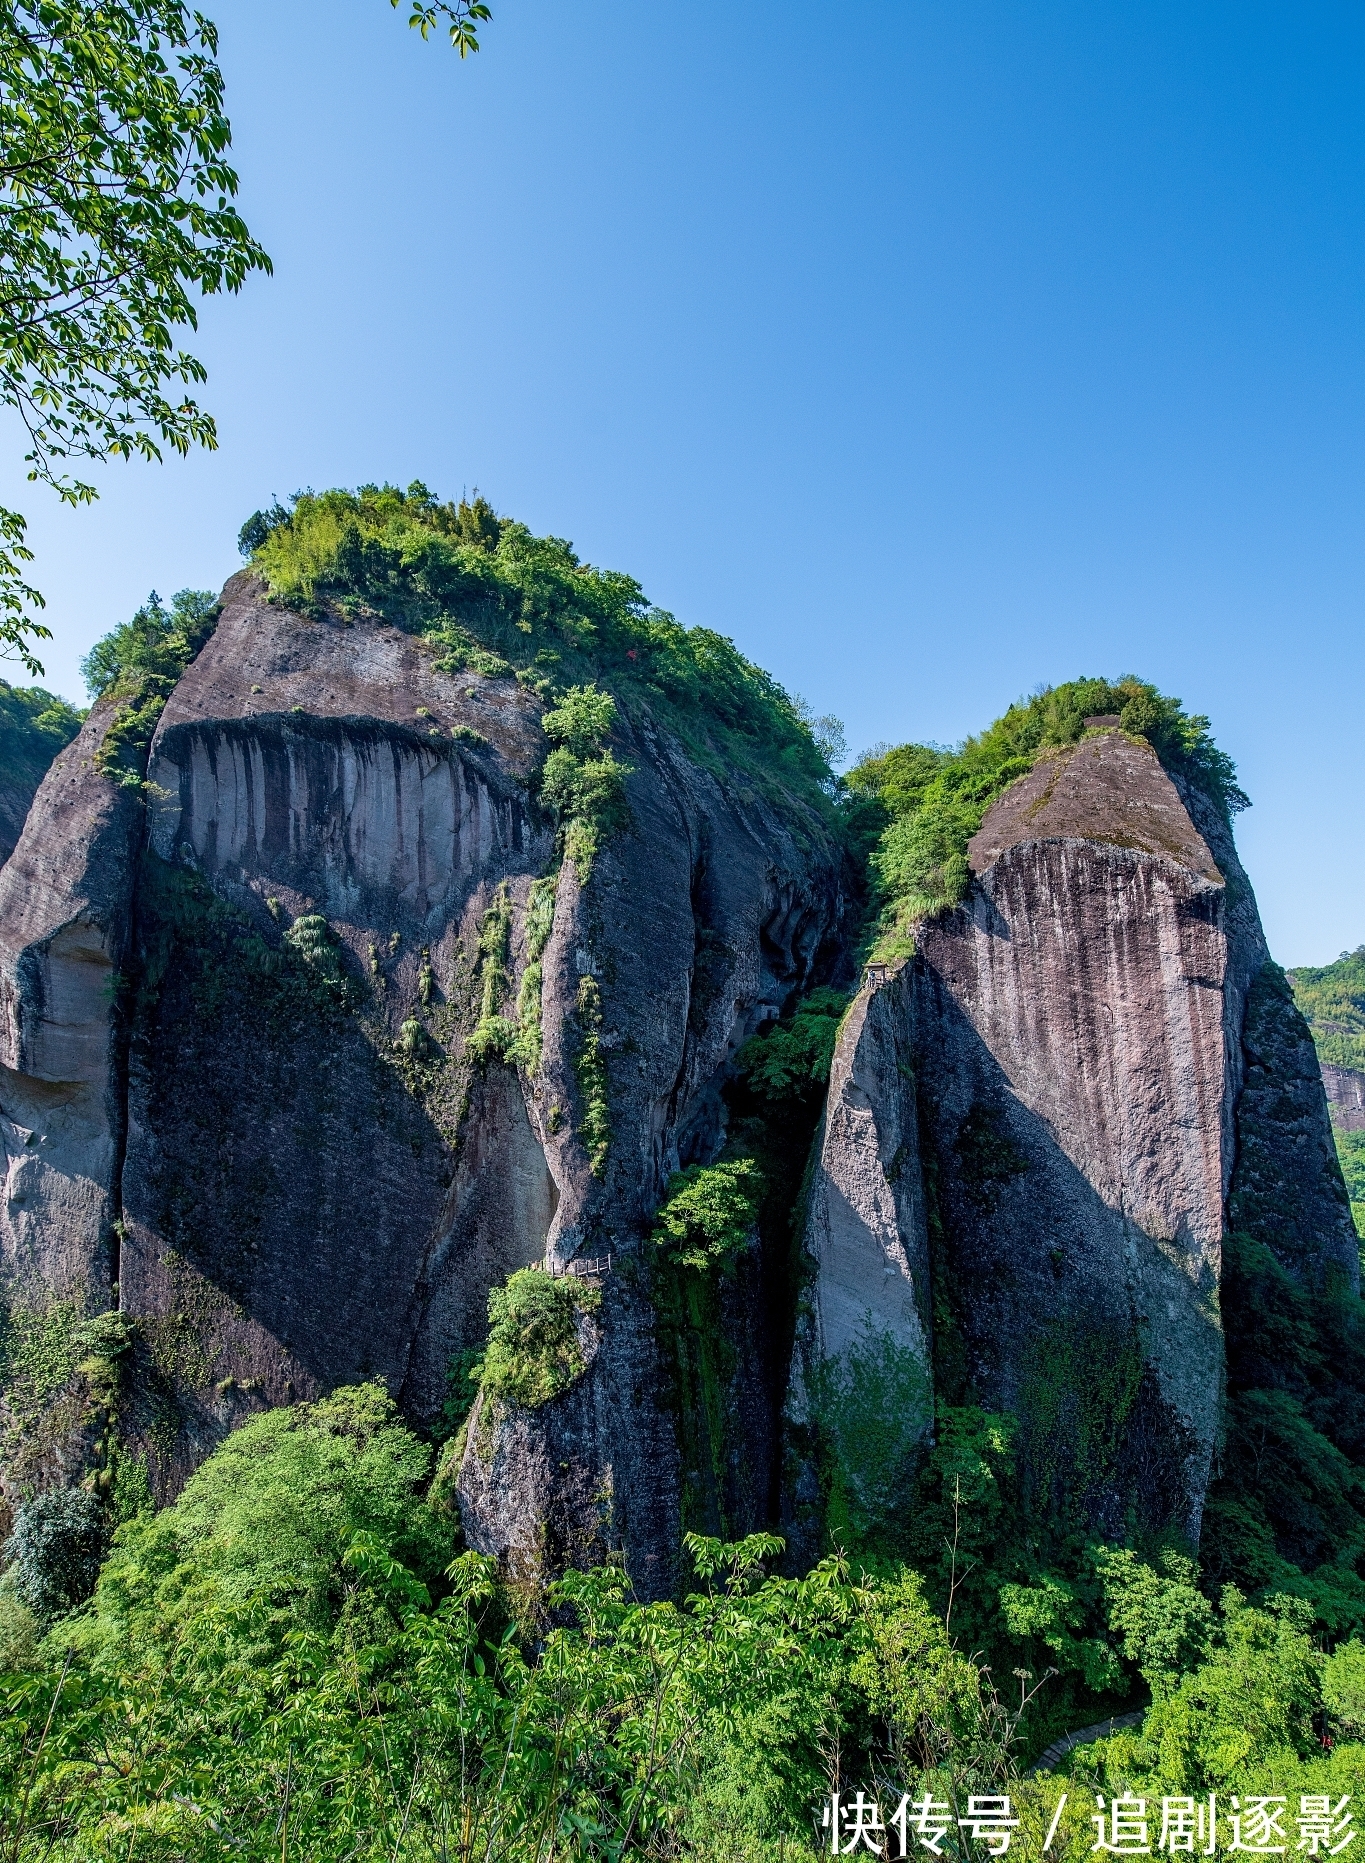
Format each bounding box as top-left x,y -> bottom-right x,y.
575,976 -> 611,1178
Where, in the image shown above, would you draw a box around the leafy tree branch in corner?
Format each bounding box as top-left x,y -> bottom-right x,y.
0,1 -> 273,671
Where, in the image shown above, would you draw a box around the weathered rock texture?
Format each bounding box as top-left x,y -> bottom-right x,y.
0,771 -> 41,871
793,729 -> 1357,1550
1322,1063 -> 1365,1134
452,703 -> 849,1597
0,704 -> 143,1316
0,572 -> 849,1587
785,972 -> 932,1555
7,615 -> 1350,1588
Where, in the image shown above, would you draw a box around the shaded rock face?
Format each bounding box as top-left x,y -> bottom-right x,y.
0,773 -> 42,871
0,703 -> 143,1317
1228,967 -> 1360,1282
785,974 -> 932,1561
793,730 -> 1357,1549
0,705 -> 145,1516
0,573 -> 849,1587
914,833 -> 1227,1540
453,714 -> 849,1598
1322,1063 -> 1365,1135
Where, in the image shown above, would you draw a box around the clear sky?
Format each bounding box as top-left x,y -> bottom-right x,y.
3,1 -> 1362,965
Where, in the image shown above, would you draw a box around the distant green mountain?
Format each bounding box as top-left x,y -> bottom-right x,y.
1289,946 -> 1365,1071
1288,947 -> 1365,1237
0,680 -> 83,862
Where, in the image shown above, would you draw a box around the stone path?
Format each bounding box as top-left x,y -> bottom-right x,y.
1029,1710 -> 1144,1775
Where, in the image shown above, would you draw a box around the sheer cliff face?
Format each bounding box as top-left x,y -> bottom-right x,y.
795,731 -> 1356,1548
0,574 -> 847,1571
0,705 -> 141,1298
452,707 -> 848,1598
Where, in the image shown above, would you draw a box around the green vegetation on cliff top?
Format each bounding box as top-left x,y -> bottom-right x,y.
81,587 -> 219,787
849,675 -> 1248,953
246,483 -> 838,814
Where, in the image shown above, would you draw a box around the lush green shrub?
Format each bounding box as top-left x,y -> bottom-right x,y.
0,1584 -> 38,1670
1073,1589 -> 1324,1790
651,1158 -> 763,1270
540,740 -> 632,876
480,1269 -> 601,1411
282,912 -> 359,1009
1324,1638 -> 1365,1737
82,1383 -> 453,1643
574,975 -> 611,1175
735,988 -> 849,1100
2,1488 -> 105,1624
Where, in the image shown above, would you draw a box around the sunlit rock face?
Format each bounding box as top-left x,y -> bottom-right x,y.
791,731 -> 1356,1552
0,572 -> 851,1593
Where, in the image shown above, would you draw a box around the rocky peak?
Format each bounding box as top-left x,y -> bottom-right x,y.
790,724 -> 1354,1556
966,727 -> 1222,881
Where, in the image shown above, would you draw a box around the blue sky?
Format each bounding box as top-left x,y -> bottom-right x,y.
3,1 -> 1362,964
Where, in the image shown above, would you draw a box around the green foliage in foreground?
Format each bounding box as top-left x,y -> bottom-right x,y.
247,483 -> 837,815
80,588 -> 219,787
7,1390 -> 1365,1859
848,676 -> 1247,956
0,680 -> 82,802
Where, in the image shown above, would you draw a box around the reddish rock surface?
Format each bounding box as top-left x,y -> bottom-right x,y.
794,729 -> 1355,1547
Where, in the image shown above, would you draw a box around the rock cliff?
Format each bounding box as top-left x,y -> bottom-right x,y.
0,571 -> 848,1584
2,589 -> 1354,1599
791,729 -> 1357,1552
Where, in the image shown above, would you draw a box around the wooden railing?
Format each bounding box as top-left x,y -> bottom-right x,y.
533,1254 -> 612,1280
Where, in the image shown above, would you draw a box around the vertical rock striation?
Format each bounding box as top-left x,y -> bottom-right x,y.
452,711 -> 849,1598
793,729 -> 1356,1550
0,571 -> 850,1587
